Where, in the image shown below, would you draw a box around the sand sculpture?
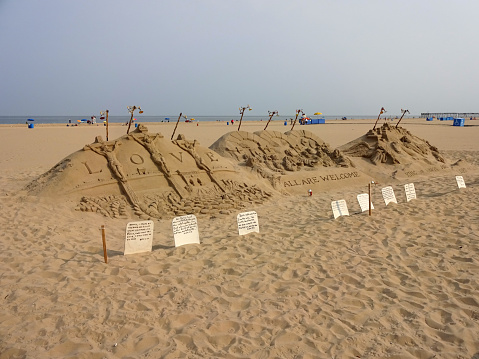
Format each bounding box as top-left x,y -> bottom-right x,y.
340,123 -> 445,165
210,130 -> 363,194
25,125 -> 272,219
338,122 -> 470,181
26,124 -> 467,219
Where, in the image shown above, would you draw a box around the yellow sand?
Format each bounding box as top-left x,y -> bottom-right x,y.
1,118 -> 478,358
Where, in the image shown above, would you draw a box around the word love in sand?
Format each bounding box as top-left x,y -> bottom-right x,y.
331,199 -> 349,219
124,220 -> 154,255
172,214 -> 200,247
357,193 -> 374,212
237,211 -> 260,235
381,186 -> 397,206
456,175 -> 466,189
404,183 -> 417,202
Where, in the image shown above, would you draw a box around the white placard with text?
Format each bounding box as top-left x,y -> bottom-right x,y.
381,186 -> 397,206
172,214 -> 200,247
404,183 -> 417,202
331,199 -> 349,219
456,176 -> 466,189
357,193 -> 374,212
124,220 -> 154,255
237,211 -> 260,235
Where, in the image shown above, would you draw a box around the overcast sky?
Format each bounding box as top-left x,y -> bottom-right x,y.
1,0 -> 478,117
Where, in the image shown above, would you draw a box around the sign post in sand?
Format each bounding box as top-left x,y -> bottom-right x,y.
126,105 -> 143,135
100,110 -> 109,141
237,105 -> 252,131
456,175 -> 466,189
372,107 -> 386,130
395,108 -> 410,128
171,112 -> 187,140
263,110 -> 279,130
172,214 -> 200,247
381,186 -> 398,205
124,220 -> 154,255
404,183 -> 417,202
290,109 -> 304,130
237,211 -> 260,235
331,199 -> 349,219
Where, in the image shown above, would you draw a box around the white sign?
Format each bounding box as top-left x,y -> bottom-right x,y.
172,214 -> 200,247
456,176 -> 466,189
331,199 -> 349,219
382,186 -> 397,206
404,183 -> 417,202
124,220 -> 154,255
237,211 -> 260,235
357,193 -> 374,212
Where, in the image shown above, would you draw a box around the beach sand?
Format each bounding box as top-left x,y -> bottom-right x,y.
1,118 -> 479,358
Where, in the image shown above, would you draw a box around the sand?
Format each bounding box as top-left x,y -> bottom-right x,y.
1,118 -> 479,358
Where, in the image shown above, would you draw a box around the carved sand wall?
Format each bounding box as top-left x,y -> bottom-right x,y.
25,125 -> 273,219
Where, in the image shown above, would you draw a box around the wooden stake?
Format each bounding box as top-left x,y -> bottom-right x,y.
171,112 -> 182,140
372,107 -> 385,130
101,225 -> 108,264
395,109 -> 409,128
264,112 -> 275,130
126,111 -> 134,134
291,112 -> 299,130
237,108 -> 245,131
105,110 -> 109,141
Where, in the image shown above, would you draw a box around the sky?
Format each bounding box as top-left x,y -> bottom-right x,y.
1,0 -> 478,117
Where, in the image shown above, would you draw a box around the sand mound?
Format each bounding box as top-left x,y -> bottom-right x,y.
210,130 -> 369,194
339,123 -> 472,182
25,124 -> 273,219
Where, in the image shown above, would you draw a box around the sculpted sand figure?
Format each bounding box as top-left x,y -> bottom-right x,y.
174,137 -> 226,192
84,137 -> 142,209
132,130 -> 191,199
85,138 -> 127,182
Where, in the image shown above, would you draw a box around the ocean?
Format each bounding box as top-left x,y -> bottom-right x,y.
0,114 -> 415,125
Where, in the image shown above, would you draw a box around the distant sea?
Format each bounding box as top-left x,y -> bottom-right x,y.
0,115 -> 416,125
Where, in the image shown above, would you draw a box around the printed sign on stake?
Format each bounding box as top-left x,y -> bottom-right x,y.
124,220 -> 154,255
456,176 -> 466,189
172,214 -> 200,247
381,186 -> 397,206
237,211 -> 260,235
404,183 -> 417,202
357,193 -> 374,212
331,199 -> 349,219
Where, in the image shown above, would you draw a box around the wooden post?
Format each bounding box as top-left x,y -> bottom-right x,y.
264,112 -> 275,130
396,109 -> 409,128
171,112 -> 182,140
372,107 -> 385,130
105,110 -> 109,141
237,108 -> 245,131
101,225 -> 108,264
291,110 -> 302,131
126,110 -> 134,134
368,182 -> 372,216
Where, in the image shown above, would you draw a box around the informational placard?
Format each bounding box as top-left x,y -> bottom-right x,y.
456,176 -> 466,189
357,193 -> 374,212
331,199 -> 349,219
381,186 -> 397,206
404,183 -> 417,202
237,211 -> 260,235
124,220 -> 154,255
172,214 -> 200,247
